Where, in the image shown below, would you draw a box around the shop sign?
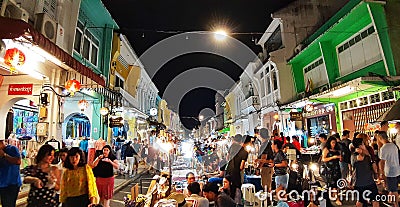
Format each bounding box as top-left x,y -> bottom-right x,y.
290,112 -> 303,121
304,104 -> 335,117
8,84 -> 33,95
109,116 -> 124,127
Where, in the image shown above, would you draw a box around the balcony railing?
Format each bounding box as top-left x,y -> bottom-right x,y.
241,96 -> 260,113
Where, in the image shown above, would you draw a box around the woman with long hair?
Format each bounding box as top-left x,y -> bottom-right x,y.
220,175 -> 233,198
60,147 -> 99,207
91,145 -> 119,207
23,144 -> 61,207
322,136 -> 342,205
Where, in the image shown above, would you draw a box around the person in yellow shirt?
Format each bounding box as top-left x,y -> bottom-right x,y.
60,147 -> 99,207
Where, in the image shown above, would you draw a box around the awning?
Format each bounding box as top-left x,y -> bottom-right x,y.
377,99 -> 400,121
0,17 -> 105,86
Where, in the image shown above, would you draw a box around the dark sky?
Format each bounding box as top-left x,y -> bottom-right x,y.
101,0 -> 294,129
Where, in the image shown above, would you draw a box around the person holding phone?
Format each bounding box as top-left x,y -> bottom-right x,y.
91,145 -> 119,207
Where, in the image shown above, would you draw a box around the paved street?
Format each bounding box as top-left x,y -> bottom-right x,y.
112,172 -> 155,207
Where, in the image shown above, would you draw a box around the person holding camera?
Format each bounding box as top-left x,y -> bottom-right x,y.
351,136 -> 379,207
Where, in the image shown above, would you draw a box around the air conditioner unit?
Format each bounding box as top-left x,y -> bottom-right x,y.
0,0 -> 29,22
35,13 -> 56,42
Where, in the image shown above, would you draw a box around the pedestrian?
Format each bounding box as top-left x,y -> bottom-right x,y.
224,134 -> 248,203
202,182 -> 235,207
183,172 -> 196,196
339,130 -> 351,180
268,139 -> 289,200
185,182 -> 209,207
60,147 -> 99,207
377,131 -> 400,207
351,138 -> 379,207
132,138 -> 141,174
321,136 -> 342,206
124,141 -> 135,176
22,144 -> 61,207
0,137 -> 22,207
255,128 -> 273,192
220,175 -> 233,197
56,147 -> 68,206
91,145 -> 119,207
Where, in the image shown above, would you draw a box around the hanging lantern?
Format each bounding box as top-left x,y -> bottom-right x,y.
100,107 -> 109,116
65,79 -> 81,96
78,99 -> 89,111
3,48 -> 26,73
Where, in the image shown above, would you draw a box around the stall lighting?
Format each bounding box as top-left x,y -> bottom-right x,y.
309,163 -> 318,172
245,145 -> 255,153
99,107 -> 109,116
4,48 -> 26,73
65,79 -> 81,96
30,46 -> 62,66
331,86 -> 354,97
273,114 -> 279,120
78,99 -> 89,111
309,138 -> 315,144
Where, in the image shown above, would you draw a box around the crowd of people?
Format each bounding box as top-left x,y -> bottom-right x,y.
0,135 -> 126,207
179,121 -> 400,207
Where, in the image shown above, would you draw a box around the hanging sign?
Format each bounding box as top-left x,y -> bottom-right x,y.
8,84 -> 33,95
109,116 -> 124,127
290,112 -> 303,121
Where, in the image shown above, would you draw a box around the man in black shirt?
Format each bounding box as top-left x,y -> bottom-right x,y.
225,134 -> 248,202
339,130 -> 351,180
124,142 -> 136,176
255,128 -> 273,192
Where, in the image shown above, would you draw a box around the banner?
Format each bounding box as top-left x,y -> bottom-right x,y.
8,84 -> 33,95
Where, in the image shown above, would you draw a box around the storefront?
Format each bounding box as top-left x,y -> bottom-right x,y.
340,90 -> 396,137
303,103 -> 337,138
7,99 -> 39,140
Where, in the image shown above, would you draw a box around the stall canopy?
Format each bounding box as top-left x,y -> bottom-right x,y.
0,17 -> 105,86
377,99 -> 400,121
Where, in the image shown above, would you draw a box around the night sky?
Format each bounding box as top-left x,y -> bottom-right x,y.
101,0 -> 294,129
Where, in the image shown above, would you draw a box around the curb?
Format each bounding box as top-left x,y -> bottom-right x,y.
113,169 -> 148,193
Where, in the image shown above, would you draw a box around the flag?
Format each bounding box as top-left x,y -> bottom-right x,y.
305,78 -> 313,93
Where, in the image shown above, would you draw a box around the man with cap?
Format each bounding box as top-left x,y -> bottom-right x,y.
0,138 -> 22,207
255,128 -> 274,192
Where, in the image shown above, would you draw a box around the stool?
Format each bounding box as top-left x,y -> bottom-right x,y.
241,183 -> 256,205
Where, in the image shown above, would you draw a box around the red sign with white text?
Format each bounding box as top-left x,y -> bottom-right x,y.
8,84 -> 33,95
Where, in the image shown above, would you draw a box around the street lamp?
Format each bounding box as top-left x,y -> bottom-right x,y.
213,30 -> 228,41
198,115 -> 204,121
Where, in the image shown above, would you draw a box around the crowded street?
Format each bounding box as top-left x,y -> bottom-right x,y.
1,0 -> 400,207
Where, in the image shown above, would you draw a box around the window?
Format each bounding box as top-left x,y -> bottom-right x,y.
266,75 -> 271,94
337,25 -> 382,76
303,57 -> 328,89
73,21 -> 99,67
272,72 -> 278,91
115,75 -> 124,89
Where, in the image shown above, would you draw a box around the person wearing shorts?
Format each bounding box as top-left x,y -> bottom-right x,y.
268,139 -> 288,199
377,131 -> 400,207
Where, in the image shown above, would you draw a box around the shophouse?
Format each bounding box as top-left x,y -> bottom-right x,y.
287,0 -> 400,138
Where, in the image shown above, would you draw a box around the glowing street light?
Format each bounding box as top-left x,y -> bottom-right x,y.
214,30 -> 228,41
199,115 -> 204,121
